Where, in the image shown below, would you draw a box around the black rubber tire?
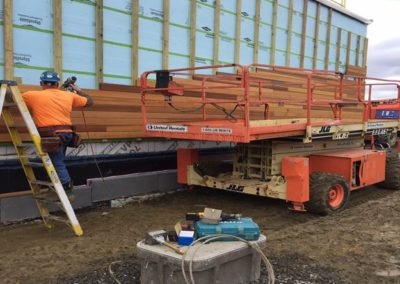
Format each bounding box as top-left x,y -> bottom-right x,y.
379,148 -> 400,190
375,133 -> 397,147
305,173 -> 350,216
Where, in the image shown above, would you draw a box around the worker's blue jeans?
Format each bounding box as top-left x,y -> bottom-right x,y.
48,132 -> 73,186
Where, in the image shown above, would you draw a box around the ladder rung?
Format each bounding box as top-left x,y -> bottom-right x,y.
19,155 -> 40,159
3,102 -> 17,107
30,180 -> 54,188
23,162 -> 44,168
7,123 -> 27,128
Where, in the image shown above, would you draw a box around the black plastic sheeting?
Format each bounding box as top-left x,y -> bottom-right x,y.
0,148 -> 233,194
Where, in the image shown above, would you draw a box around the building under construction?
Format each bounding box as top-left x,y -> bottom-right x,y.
0,0 -> 371,203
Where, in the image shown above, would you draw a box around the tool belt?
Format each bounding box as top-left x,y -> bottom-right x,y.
38,125 -> 74,137
38,125 -> 82,153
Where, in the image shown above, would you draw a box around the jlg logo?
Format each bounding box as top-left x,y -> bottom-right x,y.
226,184 -> 245,192
319,126 -> 331,133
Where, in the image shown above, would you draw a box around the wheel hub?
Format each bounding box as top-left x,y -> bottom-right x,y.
328,184 -> 345,208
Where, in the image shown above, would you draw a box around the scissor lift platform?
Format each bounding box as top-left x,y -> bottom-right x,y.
141,64 -> 400,143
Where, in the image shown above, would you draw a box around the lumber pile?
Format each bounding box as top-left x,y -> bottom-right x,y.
0,66 -> 368,143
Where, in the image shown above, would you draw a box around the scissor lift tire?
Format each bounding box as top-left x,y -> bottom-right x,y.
306,172 -> 350,216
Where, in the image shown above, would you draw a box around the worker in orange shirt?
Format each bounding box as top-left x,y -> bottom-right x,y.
23,71 -> 93,195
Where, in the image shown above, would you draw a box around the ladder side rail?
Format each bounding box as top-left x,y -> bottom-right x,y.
1,105 -> 52,222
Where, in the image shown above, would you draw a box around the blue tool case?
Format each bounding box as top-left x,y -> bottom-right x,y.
194,217 -> 261,241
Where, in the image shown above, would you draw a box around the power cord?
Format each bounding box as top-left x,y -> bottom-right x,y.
108,260 -> 122,284
80,109 -> 105,181
181,234 -> 275,284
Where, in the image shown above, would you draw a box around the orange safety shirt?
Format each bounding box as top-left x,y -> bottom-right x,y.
22,88 -> 87,131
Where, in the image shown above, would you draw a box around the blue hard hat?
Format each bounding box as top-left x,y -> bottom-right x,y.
40,70 -> 60,83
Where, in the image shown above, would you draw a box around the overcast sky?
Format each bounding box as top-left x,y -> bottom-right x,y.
346,0 -> 400,80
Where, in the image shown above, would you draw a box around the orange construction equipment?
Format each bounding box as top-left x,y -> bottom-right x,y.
140,64 -> 400,215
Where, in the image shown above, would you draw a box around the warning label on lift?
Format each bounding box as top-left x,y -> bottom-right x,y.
146,124 -> 188,133
201,127 -> 233,134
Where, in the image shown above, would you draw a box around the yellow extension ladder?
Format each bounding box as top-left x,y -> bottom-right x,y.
0,80 -> 83,236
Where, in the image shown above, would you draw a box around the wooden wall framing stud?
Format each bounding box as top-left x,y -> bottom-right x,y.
213,0 -> 221,66
163,0 -> 170,70
253,0 -> 261,64
270,0 -> 278,65
190,0 -> 197,72
312,3 -> 320,69
355,35 -> 361,66
95,0 -> 104,88
362,37 -> 368,68
324,8 -> 332,70
3,0 -> 13,80
286,0 -> 294,67
132,0 -> 139,85
234,0 -> 242,65
53,0 -> 62,77
335,28 -> 342,71
300,0 -> 308,68
346,31 -> 352,67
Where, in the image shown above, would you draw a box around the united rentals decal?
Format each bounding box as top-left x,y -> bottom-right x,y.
146,124 -> 188,133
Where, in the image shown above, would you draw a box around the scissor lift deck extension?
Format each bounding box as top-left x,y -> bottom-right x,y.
141,64 -> 400,215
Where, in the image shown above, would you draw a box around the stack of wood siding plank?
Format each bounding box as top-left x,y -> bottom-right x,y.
0,66 -> 367,143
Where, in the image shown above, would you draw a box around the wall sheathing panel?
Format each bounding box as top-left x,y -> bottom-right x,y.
194,1 -> 214,74
219,0 -> 236,67
239,0 -> 256,65
0,0 -> 368,88
103,0 -> 132,85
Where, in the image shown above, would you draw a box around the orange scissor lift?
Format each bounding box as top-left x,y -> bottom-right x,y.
141,64 -> 400,215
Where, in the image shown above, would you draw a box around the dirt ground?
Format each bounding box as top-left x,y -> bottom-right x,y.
0,185 -> 399,284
